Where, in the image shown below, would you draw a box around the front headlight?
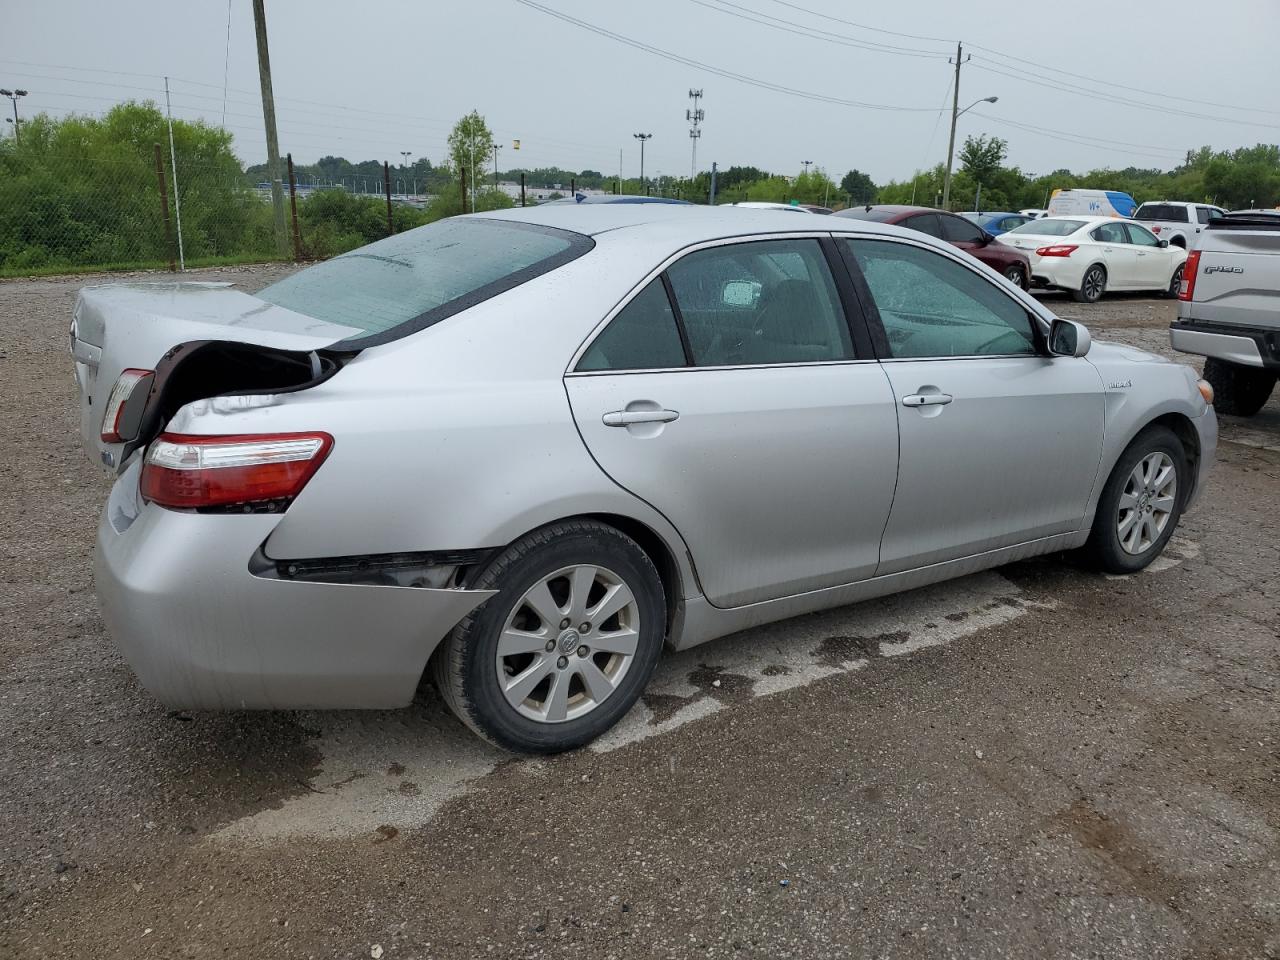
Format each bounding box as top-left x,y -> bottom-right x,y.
1197,378 -> 1214,405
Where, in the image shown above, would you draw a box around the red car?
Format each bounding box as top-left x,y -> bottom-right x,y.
832,205 -> 1031,289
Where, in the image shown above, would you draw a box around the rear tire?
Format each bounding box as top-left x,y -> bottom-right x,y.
1071,264 -> 1106,303
1003,263 -> 1026,289
1083,425 -> 1187,574
432,520 -> 666,753
1203,357 -> 1276,417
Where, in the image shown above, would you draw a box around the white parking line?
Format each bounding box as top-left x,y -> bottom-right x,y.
215,570 -> 1042,843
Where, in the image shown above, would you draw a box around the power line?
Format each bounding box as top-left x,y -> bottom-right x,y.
690,0 -> 950,58
968,60 -> 1280,131
760,0 -> 954,44
511,0 -> 936,112
968,111 -> 1186,162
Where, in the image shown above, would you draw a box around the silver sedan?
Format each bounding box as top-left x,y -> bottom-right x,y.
73,205 -> 1217,751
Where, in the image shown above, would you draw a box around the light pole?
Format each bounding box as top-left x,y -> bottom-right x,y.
633,133 -> 652,195
943,95 -> 998,209
492,143 -> 501,189
0,88 -> 28,143
400,151 -> 412,195
801,159 -> 813,177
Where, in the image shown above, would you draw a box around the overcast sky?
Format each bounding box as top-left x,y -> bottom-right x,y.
3,0 -> 1278,183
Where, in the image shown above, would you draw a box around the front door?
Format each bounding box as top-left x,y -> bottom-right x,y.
1090,220 -> 1140,289
566,237 -> 900,608
1124,221 -> 1173,287
840,236 -> 1105,575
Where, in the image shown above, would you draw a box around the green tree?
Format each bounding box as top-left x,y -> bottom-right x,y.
448,110 -> 495,200
958,135 -> 1008,188
839,169 -> 877,204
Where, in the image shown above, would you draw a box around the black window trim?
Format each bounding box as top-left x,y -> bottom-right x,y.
833,233 -> 1050,362
568,232 -> 877,376
325,219 -> 596,351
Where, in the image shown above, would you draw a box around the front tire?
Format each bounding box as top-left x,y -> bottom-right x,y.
1161,263 -> 1183,299
432,520 -> 666,753
1202,357 -> 1276,417
1083,426 -> 1187,574
1071,264 -> 1106,303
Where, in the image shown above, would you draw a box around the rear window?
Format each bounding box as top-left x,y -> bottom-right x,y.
1005,219 -> 1085,237
1134,204 -> 1190,222
258,218 -> 593,347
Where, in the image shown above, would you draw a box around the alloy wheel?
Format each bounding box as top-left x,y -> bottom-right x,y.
1083,267 -> 1104,301
495,564 -> 640,723
1169,264 -> 1184,298
1117,452 -> 1177,555
1004,264 -> 1023,286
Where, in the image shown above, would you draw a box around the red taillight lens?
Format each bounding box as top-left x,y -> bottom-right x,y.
1178,250 -> 1201,302
140,432 -> 333,510
1034,244 -> 1078,257
100,368 -> 154,442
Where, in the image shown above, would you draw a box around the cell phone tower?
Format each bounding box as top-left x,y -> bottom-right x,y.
687,89 -> 704,182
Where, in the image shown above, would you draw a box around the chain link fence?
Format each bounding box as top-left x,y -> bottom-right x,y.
0,145 -> 282,277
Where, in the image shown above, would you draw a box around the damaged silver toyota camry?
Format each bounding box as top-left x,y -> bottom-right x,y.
74,204 -> 1217,752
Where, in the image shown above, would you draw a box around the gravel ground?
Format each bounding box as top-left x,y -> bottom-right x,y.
1,266 -> 1278,959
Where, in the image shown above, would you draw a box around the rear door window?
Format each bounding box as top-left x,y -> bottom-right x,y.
258,219 -> 593,348
901,213 -> 943,238
1092,222 -> 1128,244
665,239 -> 853,366
577,279 -> 687,372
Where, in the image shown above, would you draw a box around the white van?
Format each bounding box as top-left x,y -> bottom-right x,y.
1046,189 -> 1137,219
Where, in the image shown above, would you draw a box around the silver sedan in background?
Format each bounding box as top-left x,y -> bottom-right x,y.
72,205 -> 1217,751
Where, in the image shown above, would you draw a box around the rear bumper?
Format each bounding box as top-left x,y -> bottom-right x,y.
1028,257 -> 1086,291
1170,321 -> 1280,372
94,470 -> 495,710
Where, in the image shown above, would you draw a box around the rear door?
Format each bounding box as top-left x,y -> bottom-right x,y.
839,236 -> 1104,574
566,235 -> 900,608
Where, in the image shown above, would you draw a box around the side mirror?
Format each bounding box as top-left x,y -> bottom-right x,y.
979,232 -> 994,245
1048,317 -> 1091,358
1158,239 -> 1170,248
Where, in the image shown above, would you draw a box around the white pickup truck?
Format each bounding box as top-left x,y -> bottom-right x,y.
1170,211 -> 1280,415
1134,201 -> 1229,250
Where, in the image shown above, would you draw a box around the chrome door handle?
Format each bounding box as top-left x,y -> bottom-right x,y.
902,393 -> 953,407
602,409 -> 680,427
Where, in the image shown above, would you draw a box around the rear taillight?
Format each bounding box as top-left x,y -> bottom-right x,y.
100,369 -> 154,442
1035,244 -> 1078,257
140,432 -> 333,510
1178,250 -> 1201,302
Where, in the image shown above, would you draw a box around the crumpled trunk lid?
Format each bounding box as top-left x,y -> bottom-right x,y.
71,281 -> 361,470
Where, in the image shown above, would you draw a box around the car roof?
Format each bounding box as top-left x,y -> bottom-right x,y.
472,203 -> 913,243
965,211 -> 1020,218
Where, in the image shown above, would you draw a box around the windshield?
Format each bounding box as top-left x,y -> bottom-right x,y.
1005,219 -> 1085,237
258,218 -> 592,347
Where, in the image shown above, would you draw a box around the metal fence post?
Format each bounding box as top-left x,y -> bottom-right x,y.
153,143 -> 176,272
383,161 -> 394,235
287,153 -> 302,261
460,166 -> 468,214
709,161 -> 718,205
520,172 -> 526,207
571,177 -> 576,197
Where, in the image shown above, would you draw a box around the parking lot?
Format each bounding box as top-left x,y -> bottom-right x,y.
1,265 -> 1278,959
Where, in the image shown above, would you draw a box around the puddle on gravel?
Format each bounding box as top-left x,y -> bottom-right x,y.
215,570 -> 1050,843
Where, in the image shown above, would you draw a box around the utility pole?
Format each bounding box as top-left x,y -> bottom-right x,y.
633,133 -> 652,195
686,89 -> 703,182
492,143 -> 501,188
252,0 -> 289,256
942,41 -> 968,211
